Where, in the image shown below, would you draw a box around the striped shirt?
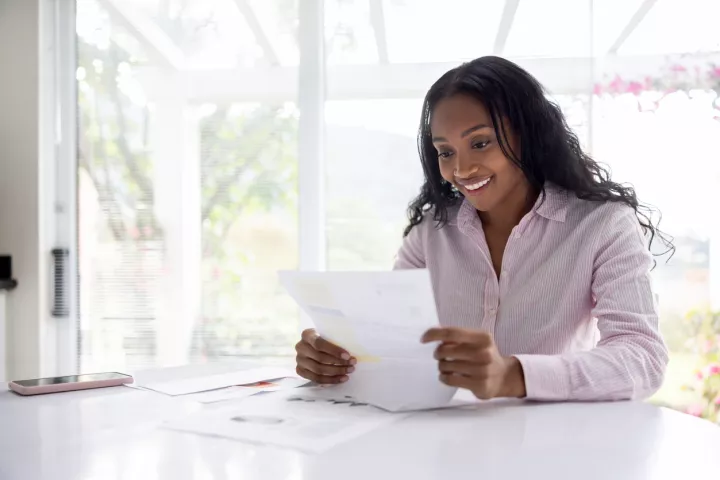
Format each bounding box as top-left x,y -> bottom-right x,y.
394,184 -> 668,401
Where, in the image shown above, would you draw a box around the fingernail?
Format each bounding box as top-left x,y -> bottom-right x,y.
347,366 -> 355,373
341,353 -> 350,360
349,358 -> 357,365
340,376 -> 349,383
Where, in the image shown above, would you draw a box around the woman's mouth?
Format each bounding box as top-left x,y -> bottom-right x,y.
460,176 -> 493,196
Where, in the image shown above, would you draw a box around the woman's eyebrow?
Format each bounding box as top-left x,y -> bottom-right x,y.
431,123 -> 491,143
460,123 -> 491,137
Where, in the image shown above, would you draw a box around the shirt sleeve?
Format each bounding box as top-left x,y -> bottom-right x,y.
393,223 -> 426,270
514,206 -> 668,401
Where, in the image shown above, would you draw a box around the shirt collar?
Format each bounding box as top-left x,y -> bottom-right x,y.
457,183 -> 569,231
534,183 -> 569,223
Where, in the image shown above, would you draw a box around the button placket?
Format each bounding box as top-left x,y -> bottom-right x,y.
483,278 -> 499,330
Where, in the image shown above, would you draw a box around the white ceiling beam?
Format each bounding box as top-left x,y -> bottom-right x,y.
493,0 -> 520,55
232,0 -> 280,66
98,0 -> 185,69
369,0 -> 389,64
608,0 -> 658,54
134,53 -> 715,103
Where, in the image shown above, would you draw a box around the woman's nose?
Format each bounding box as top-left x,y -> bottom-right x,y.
453,154 -> 477,179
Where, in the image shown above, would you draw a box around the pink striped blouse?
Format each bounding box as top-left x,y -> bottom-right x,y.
394,184 -> 668,401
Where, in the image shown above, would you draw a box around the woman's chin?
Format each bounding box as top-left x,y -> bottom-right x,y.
465,196 -> 494,212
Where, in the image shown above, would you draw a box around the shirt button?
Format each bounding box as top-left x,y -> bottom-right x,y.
514,232 -> 522,239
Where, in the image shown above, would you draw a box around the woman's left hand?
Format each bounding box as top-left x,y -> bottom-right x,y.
421,327 -> 527,400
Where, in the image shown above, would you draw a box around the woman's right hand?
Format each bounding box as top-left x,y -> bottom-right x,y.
295,328 -> 356,384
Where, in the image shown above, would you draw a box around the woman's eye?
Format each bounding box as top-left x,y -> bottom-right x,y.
437,151 -> 453,159
472,140 -> 490,149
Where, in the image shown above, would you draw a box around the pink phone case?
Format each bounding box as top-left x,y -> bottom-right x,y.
8,373 -> 134,396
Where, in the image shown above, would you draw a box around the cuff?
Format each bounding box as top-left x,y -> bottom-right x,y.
513,354 -> 571,401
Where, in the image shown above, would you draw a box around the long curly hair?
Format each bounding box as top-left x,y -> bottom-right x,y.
405,56 -> 674,259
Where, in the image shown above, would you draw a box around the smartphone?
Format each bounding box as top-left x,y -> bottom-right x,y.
8,372 -> 133,396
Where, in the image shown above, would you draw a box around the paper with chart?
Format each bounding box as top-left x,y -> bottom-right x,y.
279,269 -> 457,412
133,367 -> 298,396
163,390 -> 405,453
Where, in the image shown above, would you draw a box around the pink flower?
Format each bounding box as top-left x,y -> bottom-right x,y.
686,405 -> 704,417
627,81 -> 644,95
609,75 -> 624,93
707,364 -> 720,376
715,395 -> 720,406
670,64 -> 687,72
696,370 -> 704,380
711,67 -> 720,78
593,84 -> 603,95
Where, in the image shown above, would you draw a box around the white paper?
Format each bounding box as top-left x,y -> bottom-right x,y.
136,367 -> 296,396
279,270 -> 457,412
297,386 -> 483,412
163,391 -> 405,453
179,386 -> 260,404
182,377 -> 310,404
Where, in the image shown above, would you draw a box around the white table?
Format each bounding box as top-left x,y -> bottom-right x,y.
2,363 -> 720,480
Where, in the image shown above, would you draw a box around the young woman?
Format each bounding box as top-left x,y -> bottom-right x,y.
294,56 -> 672,402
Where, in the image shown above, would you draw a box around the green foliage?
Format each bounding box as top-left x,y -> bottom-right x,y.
681,310 -> 720,423
78,36 -> 159,241
199,104 -> 298,259
78,12 -> 299,359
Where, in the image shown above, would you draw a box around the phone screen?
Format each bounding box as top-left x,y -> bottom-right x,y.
13,372 -> 131,387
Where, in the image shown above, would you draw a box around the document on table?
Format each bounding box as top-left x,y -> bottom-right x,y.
181,377 -> 310,404
279,269 -> 457,412
163,390 -> 406,453
132,367 -> 298,396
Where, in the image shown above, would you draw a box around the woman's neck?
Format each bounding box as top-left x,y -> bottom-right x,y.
479,182 -> 538,233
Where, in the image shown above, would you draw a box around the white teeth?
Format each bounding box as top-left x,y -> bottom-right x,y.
465,177 -> 492,191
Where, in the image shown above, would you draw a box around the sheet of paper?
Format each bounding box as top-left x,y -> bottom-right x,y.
279,269 -> 457,412
296,386 -> 483,412
182,377 -> 310,404
163,391 -> 405,453
135,367 -> 297,396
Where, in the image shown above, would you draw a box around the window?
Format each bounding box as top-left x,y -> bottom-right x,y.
69,0 -> 720,420
76,0 -> 300,371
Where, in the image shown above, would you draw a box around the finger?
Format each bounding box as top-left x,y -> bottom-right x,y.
439,372 -> 476,390
301,328 -> 318,344
297,355 -> 355,377
296,366 -> 348,385
421,327 -> 492,346
313,336 -> 352,361
296,341 -> 355,366
435,343 -> 493,363
438,360 -> 488,377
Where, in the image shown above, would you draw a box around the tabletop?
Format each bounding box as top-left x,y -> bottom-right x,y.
2,363 -> 720,480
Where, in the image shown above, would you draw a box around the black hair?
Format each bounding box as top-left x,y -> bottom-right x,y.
405,55 -> 674,259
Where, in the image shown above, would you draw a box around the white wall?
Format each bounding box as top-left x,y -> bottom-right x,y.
0,0 -> 49,380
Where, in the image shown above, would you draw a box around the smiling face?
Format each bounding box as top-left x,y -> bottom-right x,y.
430,94 -> 529,215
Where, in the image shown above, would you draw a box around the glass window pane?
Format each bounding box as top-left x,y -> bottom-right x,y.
77,0 -> 299,372
620,0 -> 720,55
384,0 -> 504,63
591,0 -> 646,54
325,99 -> 423,270
325,0 -> 379,65
504,0 -> 591,58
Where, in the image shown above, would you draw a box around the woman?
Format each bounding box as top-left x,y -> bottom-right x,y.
294,56 -> 672,402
